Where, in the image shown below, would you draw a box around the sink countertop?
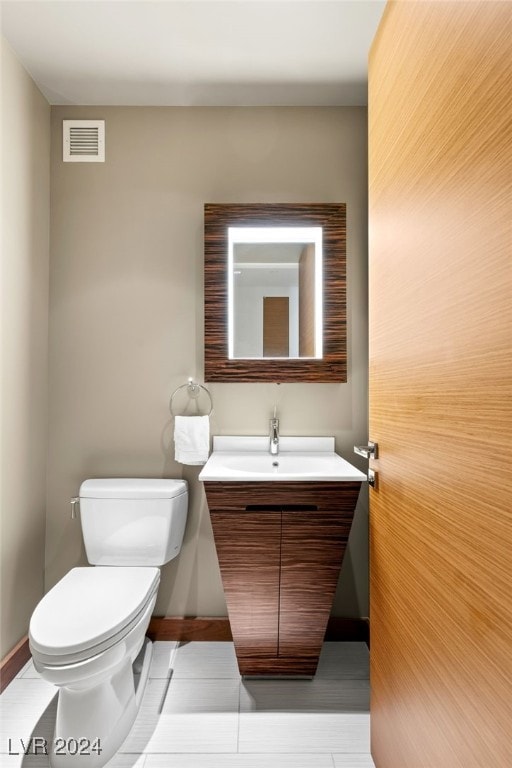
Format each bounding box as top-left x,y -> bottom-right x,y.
198,436 -> 367,482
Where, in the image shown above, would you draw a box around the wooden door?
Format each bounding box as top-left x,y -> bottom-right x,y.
369,3 -> 512,767
263,296 -> 289,356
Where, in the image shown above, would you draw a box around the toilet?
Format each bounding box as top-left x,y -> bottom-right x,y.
29,478 -> 188,768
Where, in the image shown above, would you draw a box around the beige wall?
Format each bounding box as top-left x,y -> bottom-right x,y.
48,106 -> 369,617
1,39 -> 50,657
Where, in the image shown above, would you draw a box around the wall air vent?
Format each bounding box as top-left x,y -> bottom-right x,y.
63,120 -> 105,162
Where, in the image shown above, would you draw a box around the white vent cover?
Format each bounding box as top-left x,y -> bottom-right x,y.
63,120 -> 105,162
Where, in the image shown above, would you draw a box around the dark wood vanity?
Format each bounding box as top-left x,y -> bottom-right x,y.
203,480 -> 362,676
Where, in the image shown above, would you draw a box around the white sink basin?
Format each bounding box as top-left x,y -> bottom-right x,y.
198,436 -> 366,482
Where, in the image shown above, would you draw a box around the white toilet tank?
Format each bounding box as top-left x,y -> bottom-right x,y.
79,479 -> 188,566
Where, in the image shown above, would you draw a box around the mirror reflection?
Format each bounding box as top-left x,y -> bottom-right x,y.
228,227 -> 323,359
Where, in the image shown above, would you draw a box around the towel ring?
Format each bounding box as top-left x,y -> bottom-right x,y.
170,378 -> 213,417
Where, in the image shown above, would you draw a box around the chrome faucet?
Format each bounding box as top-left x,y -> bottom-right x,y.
269,413 -> 279,455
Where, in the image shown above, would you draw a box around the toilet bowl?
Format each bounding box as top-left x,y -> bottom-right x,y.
29,479 -> 188,768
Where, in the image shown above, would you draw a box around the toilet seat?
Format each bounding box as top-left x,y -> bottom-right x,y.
29,566 -> 160,666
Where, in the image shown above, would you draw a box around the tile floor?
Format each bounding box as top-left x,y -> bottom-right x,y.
0,641 -> 375,768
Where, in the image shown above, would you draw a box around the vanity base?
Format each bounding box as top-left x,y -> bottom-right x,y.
205,480 -> 362,678
238,656 -> 319,677
243,675 -> 314,680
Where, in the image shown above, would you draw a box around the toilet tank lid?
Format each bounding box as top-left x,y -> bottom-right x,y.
79,478 -> 188,499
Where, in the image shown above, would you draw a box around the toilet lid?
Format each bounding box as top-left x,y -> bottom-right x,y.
29,567 -> 160,658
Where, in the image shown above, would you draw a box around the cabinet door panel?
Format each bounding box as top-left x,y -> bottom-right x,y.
210,511 -> 281,659
279,511 -> 351,659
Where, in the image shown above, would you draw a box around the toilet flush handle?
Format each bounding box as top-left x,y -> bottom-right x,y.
70,497 -> 80,519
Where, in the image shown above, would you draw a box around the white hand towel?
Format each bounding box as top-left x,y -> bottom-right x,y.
174,415 -> 210,465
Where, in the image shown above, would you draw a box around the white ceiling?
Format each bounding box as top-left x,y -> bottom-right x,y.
1,1 -> 385,106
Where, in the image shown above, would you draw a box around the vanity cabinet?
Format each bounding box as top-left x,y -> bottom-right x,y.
204,481 -> 362,676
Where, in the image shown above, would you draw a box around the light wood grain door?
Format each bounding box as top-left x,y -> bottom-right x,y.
369,2 -> 512,767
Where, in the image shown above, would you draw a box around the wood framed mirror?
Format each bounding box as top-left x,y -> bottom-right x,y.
204,203 -> 346,382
